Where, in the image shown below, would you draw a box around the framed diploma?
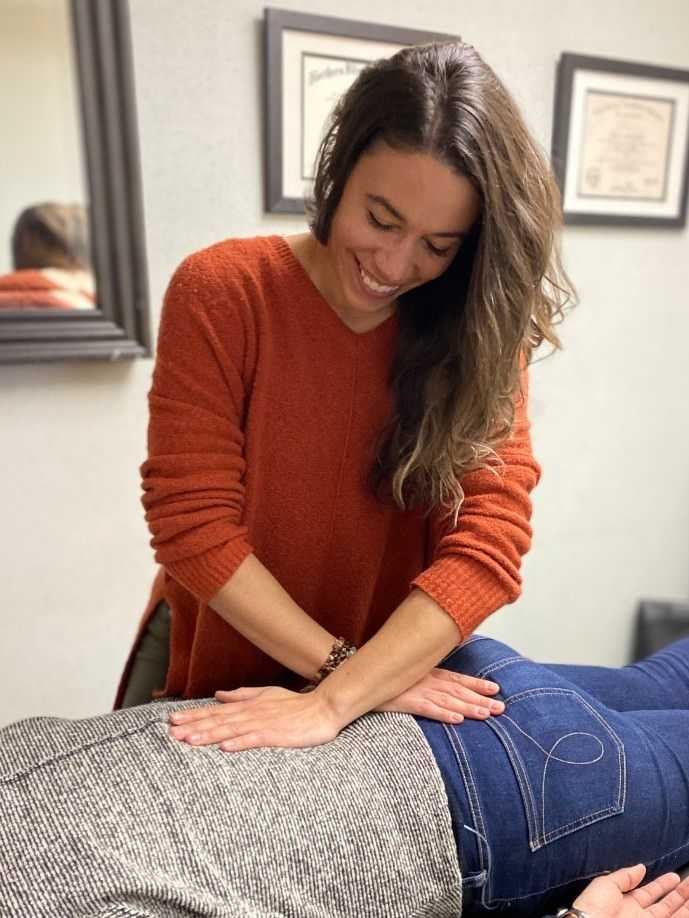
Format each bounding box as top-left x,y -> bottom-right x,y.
264,9 -> 456,213
552,53 -> 689,227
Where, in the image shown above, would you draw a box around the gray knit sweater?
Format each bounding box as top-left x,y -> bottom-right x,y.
0,700 -> 462,917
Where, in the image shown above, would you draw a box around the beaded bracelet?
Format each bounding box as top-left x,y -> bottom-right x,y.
299,636 -> 357,693
316,636 -> 357,681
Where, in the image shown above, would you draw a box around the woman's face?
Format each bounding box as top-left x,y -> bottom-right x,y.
321,140 -> 482,331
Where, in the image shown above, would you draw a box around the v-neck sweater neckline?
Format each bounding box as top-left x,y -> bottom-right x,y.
269,234 -> 399,345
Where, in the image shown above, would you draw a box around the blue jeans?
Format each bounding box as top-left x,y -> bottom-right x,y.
418,635 -> 689,916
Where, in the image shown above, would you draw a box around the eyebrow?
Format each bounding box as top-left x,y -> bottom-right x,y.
366,194 -> 468,240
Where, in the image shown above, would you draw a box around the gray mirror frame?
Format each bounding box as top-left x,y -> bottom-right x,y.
0,0 -> 150,365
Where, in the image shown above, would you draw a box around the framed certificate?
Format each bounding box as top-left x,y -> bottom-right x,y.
263,9 -> 456,213
552,53 -> 689,226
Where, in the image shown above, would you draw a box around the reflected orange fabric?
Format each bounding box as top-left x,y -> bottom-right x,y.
0,269 -> 95,310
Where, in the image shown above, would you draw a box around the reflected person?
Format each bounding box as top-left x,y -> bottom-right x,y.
0,202 -> 95,310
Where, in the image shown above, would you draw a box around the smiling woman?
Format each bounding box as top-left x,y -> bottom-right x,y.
117,41 -> 575,774
292,141 -> 481,333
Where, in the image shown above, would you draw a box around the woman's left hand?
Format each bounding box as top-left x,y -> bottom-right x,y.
374,666 -> 504,722
168,686 -> 344,752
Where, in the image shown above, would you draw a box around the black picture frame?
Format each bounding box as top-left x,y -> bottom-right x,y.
0,0 -> 150,365
264,8 -> 457,214
551,52 -> 689,227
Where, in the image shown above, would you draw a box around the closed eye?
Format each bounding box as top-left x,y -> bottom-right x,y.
367,209 -> 454,258
425,240 -> 453,258
367,210 -> 393,231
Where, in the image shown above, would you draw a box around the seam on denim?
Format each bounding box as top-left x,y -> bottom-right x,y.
498,716 -> 607,840
507,688 -> 626,812
486,718 -> 539,845
644,838 -> 689,873
489,837 -> 689,903
485,688 -> 626,851
477,657 -> 527,678
514,689 -> 626,844
442,724 -> 490,881
462,873 -> 487,888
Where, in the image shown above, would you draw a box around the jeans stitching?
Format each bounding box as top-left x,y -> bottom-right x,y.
486,688 -> 626,850
476,657 -> 526,678
486,719 -> 540,848
487,838 -> 689,903
441,724 -> 490,892
509,688 -> 626,812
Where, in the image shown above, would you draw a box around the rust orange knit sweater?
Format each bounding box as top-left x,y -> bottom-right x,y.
116,235 -> 540,705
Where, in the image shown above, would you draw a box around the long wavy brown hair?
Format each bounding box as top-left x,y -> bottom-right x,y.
308,41 -> 575,521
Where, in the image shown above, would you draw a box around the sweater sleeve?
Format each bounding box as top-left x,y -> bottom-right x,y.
411,370 -> 541,638
139,249 -> 255,602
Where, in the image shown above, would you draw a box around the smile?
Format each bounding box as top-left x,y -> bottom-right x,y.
357,261 -> 400,297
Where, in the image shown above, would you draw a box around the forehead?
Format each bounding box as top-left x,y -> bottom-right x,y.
348,141 -> 481,232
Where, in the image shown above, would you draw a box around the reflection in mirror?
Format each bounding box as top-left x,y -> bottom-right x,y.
0,0 -> 150,364
0,0 -> 96,312
0,203 -> 96,311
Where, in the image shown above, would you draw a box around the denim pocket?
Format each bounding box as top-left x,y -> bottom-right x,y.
486,687 -> 626,851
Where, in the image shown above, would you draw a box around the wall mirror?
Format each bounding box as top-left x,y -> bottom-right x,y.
0,0 -> 150,364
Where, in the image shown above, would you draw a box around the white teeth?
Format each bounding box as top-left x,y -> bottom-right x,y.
359,263 -> 399,295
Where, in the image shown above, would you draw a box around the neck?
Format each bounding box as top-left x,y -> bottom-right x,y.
301,234 -> 395,335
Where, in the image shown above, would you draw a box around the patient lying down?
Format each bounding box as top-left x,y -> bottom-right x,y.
3,636 -> 689,917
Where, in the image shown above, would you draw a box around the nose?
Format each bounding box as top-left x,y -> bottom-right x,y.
372,238 -> 415,287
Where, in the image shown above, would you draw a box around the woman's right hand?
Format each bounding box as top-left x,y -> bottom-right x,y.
373,666 -> 504,722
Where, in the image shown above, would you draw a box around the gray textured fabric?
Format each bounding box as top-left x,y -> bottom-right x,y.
0,699 -> 462,917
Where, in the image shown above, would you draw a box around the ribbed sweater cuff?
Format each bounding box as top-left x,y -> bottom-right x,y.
164,539 -> 254,604
411,555 -> 519,640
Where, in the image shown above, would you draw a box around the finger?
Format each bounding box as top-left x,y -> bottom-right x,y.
220,731 -> 269,752
429,688 -> 504,717
168,705 -> 217,725
662,878 -> 689,918
600,864 -> 647,895
646,875 -> 689,917
435,670 -> 501,696
631,872 -> 679,908
173,716 -> 252,746
421,700 -> 464,724
169,710 -> 246,740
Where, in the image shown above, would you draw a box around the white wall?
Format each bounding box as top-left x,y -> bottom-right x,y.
1,0 -> 688,726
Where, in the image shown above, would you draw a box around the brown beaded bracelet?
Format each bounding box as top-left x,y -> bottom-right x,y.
299,636 -> 357,693
316,636 -> 357,681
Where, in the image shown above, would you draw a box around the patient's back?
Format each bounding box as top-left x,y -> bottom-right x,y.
0,699 -> 461,917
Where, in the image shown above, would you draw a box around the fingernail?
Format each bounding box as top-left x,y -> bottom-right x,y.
220,740 -> 234,751
487,683 -> 499,692
490,701 -> 504,714
187,733 -> 201,744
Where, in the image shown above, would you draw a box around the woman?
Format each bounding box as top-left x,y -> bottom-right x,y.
5,635 -> 689,916
116,40 -> 573,752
